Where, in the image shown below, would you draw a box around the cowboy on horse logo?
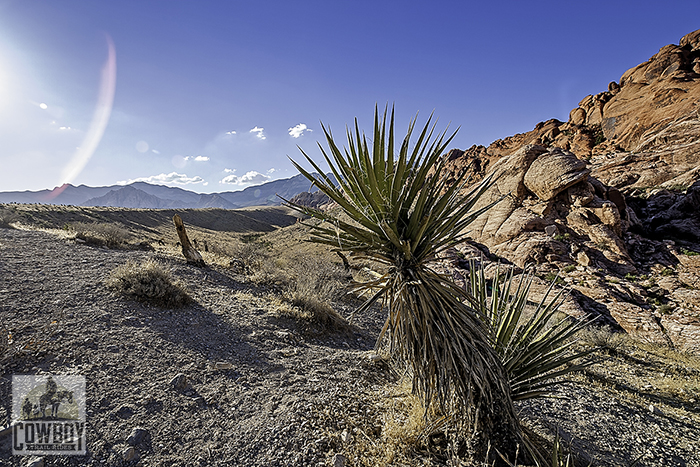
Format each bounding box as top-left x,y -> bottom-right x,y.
12,375 -> 86,456
20,376 -> 78,421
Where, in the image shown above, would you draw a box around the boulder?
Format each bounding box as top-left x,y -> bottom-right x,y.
436,29 -> 700,352
523,148 -> 590,201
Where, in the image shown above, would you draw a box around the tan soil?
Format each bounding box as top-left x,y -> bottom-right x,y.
1,212 -> 699,466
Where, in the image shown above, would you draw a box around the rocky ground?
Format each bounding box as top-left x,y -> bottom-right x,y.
1,222 -> 699,467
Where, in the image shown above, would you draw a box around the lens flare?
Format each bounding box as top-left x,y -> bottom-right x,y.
56,34 -> 116,192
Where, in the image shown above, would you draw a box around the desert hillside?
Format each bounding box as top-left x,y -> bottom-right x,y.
436,29 -> 700,354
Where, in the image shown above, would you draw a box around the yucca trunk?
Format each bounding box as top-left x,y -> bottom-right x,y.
387,266 -> 524,463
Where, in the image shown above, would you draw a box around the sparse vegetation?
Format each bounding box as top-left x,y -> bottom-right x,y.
106,259 -> 191,307
562,265 -> 576,273
666,184 -> 688,193
279,255 -> 348,328
592,124 -> 606,146
544,272 -> 564,285
0,207 -> 21,228
660,267 -> 675,276
581,325 -> 630,355
595,240 -> 611,251
554,233 -> 570,242
69,221 -> 131,247
680,247 -> 699,256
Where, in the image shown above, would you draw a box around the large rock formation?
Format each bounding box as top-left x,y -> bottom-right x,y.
440,29 -> 700,353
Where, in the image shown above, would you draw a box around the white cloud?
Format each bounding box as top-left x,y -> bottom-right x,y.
152,149 -> 160,154
249,126 -> 266,140
183,155 -> 210,162
117,172 -> 205,185
219,169 -> 270,186
288,123 -> 312,138
267,168 -> 277,174
225,130 -> 237,135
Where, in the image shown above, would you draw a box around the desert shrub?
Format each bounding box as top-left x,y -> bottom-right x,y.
544,272 -> 564,285
562,265 -> 576,273
581,325 -> 629,354
281,255 -> 348,327
228,235 -> 273,273
680,247 -> 699,256
592,124 -> 606,146
71,222 -> 131,247
107,259 -> 191,307
0,207 -> 20,228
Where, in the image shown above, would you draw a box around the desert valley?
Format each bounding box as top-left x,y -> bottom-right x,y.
2,29 -> 700,467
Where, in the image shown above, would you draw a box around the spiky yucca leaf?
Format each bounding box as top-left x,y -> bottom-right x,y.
285,106 -> 523,460
468,262 -> 594,401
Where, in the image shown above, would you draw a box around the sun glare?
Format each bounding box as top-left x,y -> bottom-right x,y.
58,34 -> 117,190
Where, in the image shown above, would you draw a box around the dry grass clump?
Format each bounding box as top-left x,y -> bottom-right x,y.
0,206 -> 21,228
107,259 -> 191,307
70,222 -> 131,247
580,325 -> 630,354
277,256 -> 349,327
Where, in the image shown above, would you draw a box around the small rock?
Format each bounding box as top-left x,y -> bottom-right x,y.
340,429 -> 351,444
193,396 -> 206,407
115,405 -> 135,419
126,427 -> 150,446
368,354 -> 382,363
215,362 -> 233,370
649,404 -> 662,415
170,373 -> 188,390
122,446 -> 139,462
26,457 -> 45,467
576,250 -> 591,267
545,225 -> 558,237
332,453 -> 347,467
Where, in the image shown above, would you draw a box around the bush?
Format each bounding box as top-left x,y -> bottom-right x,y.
0,207 -> 20,228
107,259 -> 191,307
71,222 -> 131,247
581,325 -> 629,354
281,255 -> 348,327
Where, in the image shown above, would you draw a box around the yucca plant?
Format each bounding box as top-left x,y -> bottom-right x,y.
468,263 -> 594,401
285,106 -> 525,462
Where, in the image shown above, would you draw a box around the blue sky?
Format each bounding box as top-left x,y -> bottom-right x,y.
1,0 -> 698,193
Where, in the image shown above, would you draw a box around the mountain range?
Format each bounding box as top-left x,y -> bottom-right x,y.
0,173 -> 329,209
